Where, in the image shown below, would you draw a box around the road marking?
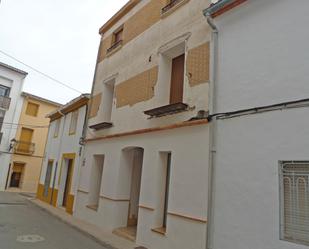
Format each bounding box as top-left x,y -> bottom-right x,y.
16,234 -> 45,243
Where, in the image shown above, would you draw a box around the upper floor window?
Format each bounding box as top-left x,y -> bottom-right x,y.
170,53 -> 185,104
114,28 -> 123,44
107,26 -> 124,54
25,102 -> 39,117
69,110 -> 79,135
54,119 -> 60,138
0,85 -> 10,97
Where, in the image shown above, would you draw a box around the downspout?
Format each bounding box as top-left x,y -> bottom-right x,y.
50,110 -> 65,206
205,13 -> 218,249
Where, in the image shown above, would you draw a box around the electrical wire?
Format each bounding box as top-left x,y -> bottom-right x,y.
0,49 -> 83,94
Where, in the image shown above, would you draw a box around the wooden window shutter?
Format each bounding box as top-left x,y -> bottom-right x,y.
170,54 -> 185,104
69,110 -> 79,135
26,102 -> 39,116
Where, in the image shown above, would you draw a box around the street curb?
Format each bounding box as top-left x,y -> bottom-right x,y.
28,198 -> 117,249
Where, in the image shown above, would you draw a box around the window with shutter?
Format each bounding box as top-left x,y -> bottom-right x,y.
280,161 -> 309,246
26,102 -> 39,116
69,110 -> 78,135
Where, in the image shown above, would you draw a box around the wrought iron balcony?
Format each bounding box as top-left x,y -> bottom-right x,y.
13,140 -> 35,155
161,0 -> 184,14
0,95 -> 11,110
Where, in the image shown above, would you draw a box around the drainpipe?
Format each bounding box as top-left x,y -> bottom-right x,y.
205,13 -> 218,249
50,110 -> 65,206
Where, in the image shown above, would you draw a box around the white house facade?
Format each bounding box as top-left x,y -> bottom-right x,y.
204,1 -> 309,249
75,1 -> 212,249
0,62 -> 26,191
37,94 -> 89,214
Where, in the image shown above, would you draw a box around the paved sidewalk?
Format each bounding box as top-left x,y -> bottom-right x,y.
30,198 -> 138,249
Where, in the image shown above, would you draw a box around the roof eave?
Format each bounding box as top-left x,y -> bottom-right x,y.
99,0 -> 141,35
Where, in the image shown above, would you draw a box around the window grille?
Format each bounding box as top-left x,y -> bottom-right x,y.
280,161 -> 309,246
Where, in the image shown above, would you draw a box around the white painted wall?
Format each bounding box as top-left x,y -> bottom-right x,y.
39,104 -> 87,210
0,65 -> 25,190
213,108 -> 309,249
212,1 -> 309,248
215,0 -> 309,113
89,0 -> 211,137
76,125 -> 209,249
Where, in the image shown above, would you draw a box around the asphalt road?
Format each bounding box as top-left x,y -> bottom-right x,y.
0,192 -> 109,249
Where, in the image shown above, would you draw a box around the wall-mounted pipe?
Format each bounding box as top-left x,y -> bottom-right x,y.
205,12 -> 219,249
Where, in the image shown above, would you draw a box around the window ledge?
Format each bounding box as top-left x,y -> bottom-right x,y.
106,40 -> 123,57
86,205 -> 98,211
161,0 -> 190,18
89,122 -> 113,130
144,102 -> 189,118
151,227 -> 166,236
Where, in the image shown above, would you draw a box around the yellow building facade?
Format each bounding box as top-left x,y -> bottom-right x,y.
6,92 -> 61,193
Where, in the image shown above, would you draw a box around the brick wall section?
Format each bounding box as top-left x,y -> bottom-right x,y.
186,42 -> 210,87
123,0 -> 167,44
98,35 -> 113,63
89,93 -> 102,118
97,0 -> 170,63
115,66 -> 158,108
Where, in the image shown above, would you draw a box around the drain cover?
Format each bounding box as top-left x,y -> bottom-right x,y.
17,234 -> 45,243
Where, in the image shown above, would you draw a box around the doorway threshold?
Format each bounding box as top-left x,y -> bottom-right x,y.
113,226 -> 137,242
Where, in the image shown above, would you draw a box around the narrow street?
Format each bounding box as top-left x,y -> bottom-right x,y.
0,192 -> 109,249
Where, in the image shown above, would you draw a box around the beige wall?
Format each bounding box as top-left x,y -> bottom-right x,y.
89,0 -> 211,138
8,96 -> 59,193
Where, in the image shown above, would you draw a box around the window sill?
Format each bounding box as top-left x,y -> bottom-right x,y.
161,0 -> 190,19
151,227 -> 166,236
86,205 -> 98,211
144,102 -> 189,118
106,40 -> 123,57
89,122 -> 113,130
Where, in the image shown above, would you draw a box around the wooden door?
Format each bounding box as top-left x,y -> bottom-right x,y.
62,159 -> 73,207
18,128 -> 33,153
170,54 -> 185,104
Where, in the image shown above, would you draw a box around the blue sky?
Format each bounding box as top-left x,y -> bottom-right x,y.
0,0 -> 128,104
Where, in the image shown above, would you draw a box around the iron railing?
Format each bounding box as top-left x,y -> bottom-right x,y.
107,40 -> 123,54
0,95 -> 11,110
161,0 -> 183,14
13,140 -> 35,155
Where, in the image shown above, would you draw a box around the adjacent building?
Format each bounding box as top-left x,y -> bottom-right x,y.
6,92 -> 61,193
37,94 -> 89,214
204,1 -> 309,249
0,62 -> 27,191
76,1 -> 211,249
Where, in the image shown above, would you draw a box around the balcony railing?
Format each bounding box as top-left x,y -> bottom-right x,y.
0,95 -> 11,110
107,40 -> 123,54
161,0 -> 184,14
13,140 -> 35,155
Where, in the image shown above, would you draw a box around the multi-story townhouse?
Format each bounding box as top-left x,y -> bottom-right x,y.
204,1 -> 309,249
6,92 -> 61,193
76,1 -> 212,249
0,62 -> 26,191
37,94 -> 89,214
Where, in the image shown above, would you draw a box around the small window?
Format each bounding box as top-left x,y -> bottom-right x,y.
26,102 -> 39,116
69,110 -> 78,135
280,161 -> 309,246
0,85 -> 10,97
54,119 -> 60,138
113,28 -> 123,44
